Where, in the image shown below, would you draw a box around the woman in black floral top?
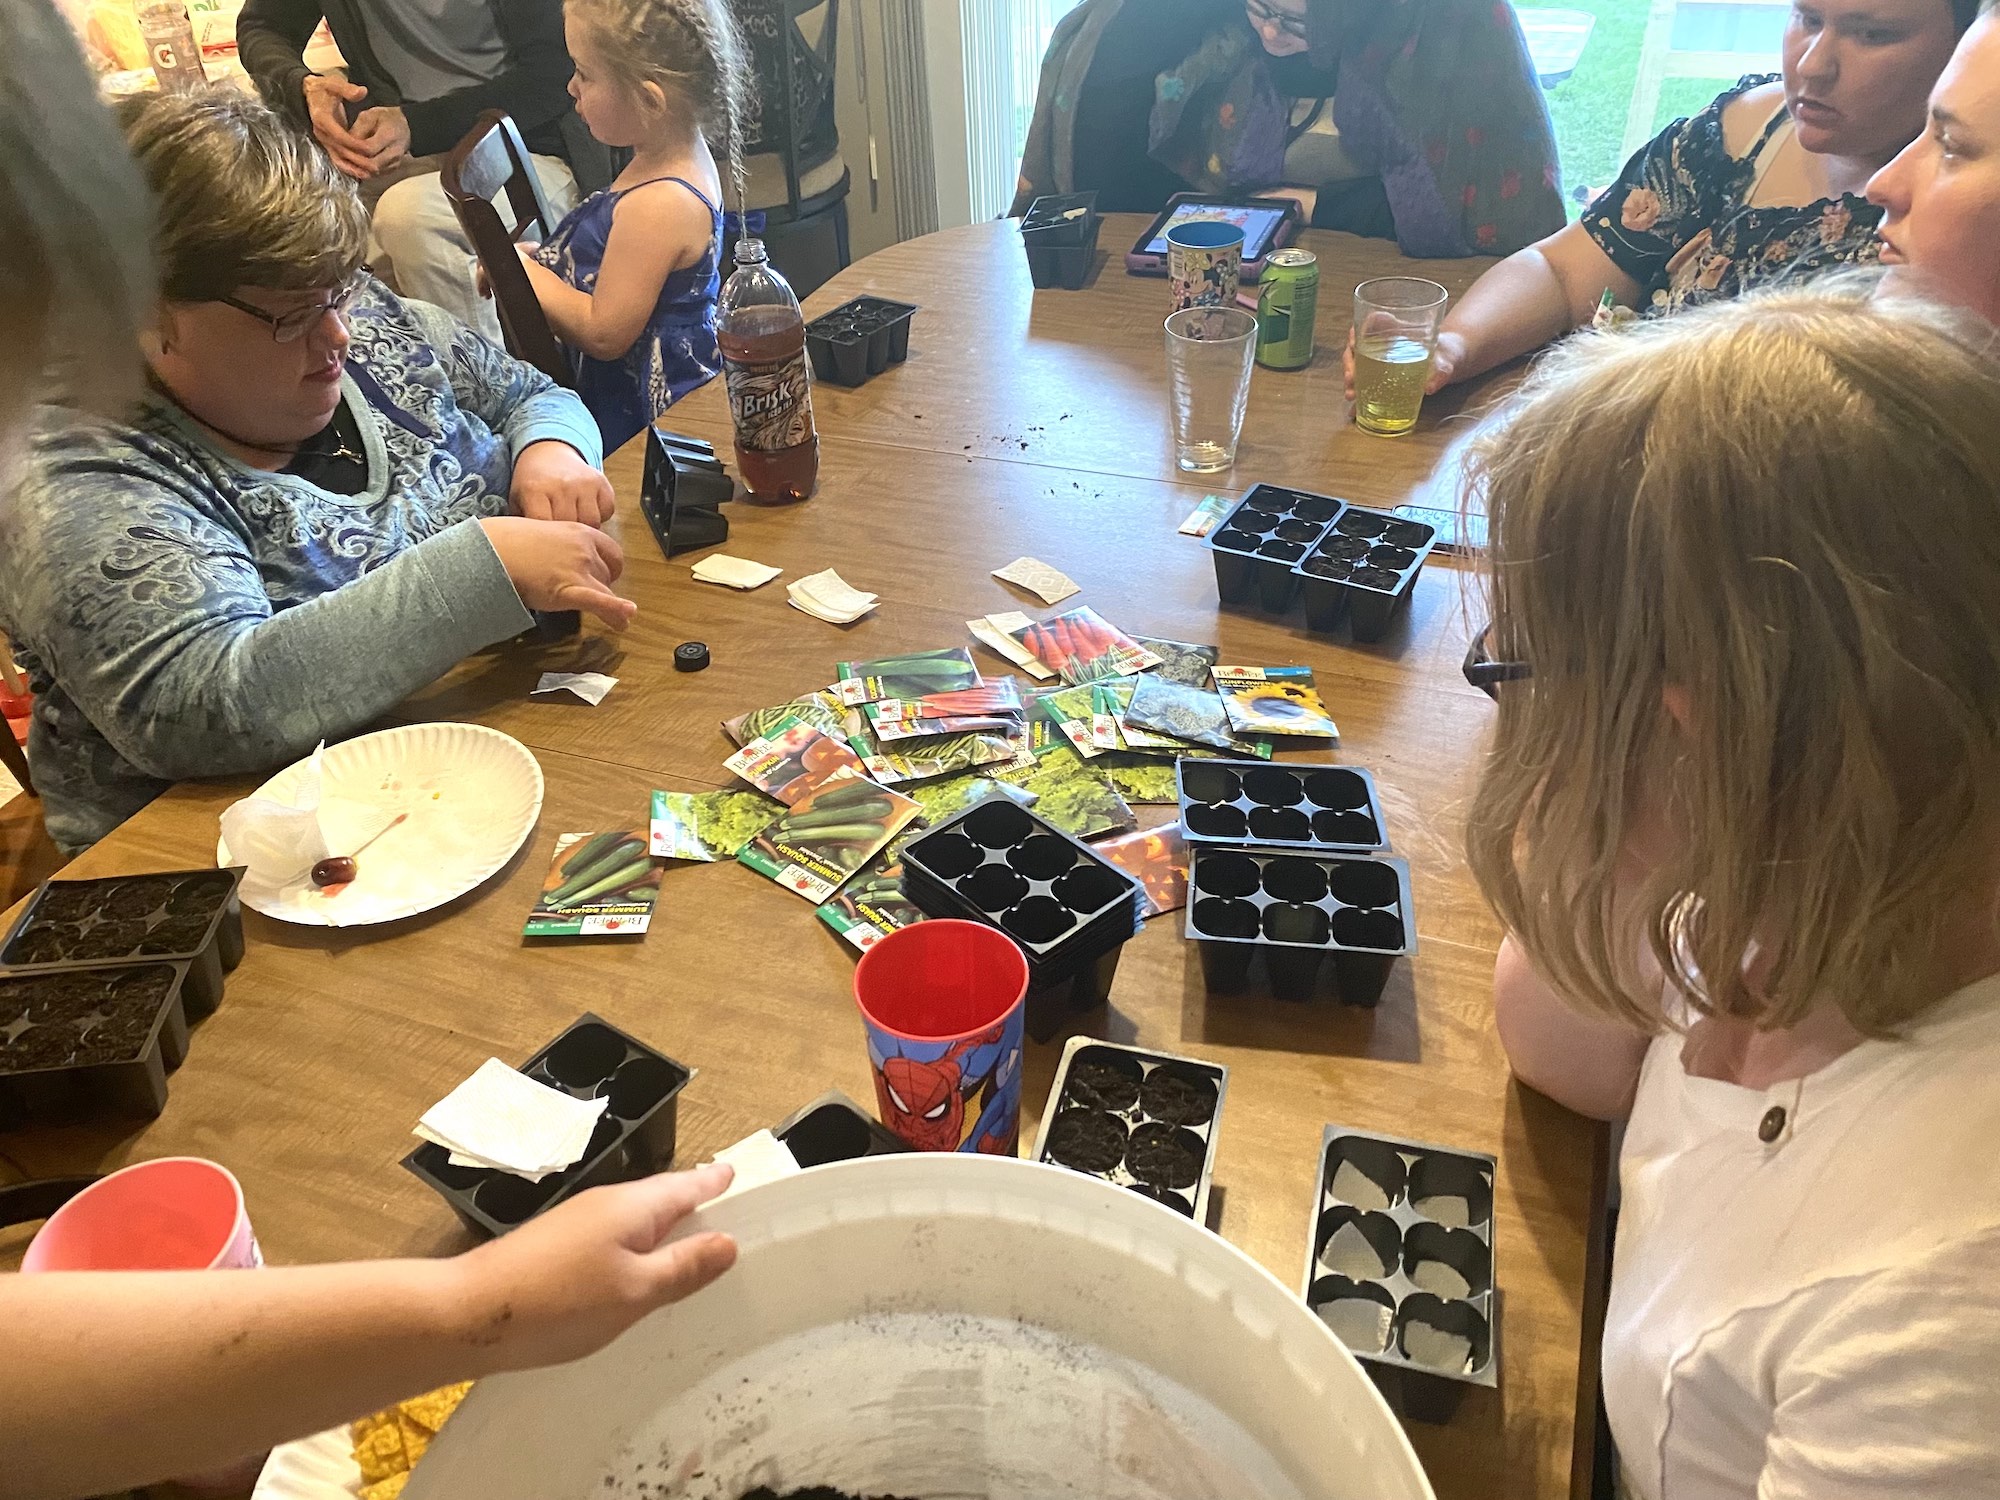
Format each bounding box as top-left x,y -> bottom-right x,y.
1350,0 -> 1979,399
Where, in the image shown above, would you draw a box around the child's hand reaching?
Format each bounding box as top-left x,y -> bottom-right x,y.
510,440 -> 617,526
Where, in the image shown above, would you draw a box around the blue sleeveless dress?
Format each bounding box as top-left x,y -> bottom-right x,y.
532,175 -> 723,451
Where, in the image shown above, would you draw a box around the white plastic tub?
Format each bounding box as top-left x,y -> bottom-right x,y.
407,1155 -> 1435,1500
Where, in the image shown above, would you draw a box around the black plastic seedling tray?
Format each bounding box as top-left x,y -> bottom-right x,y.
1207,484 -> 1345,613
772,1088 -> 911,1166
1021,191 -> 1100,290
0,961 -> 193,1123
0,868 -> 246,1019
1031,1037 -> 1228,1224
1177,759 -> 1389,853
402,1013 -> 692,1237
1296,506 -> 1439,643
1300,1124 -> 1497,1421
805,295 -> 918,387
1185,847 -> 1416,1004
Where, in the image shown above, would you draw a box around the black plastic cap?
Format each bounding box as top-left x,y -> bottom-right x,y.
674,641 -> 711,672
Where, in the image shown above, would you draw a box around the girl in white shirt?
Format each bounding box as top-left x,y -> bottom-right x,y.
1462,280 -> 2000,1499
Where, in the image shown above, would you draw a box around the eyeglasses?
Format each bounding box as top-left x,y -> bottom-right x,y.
215,271 -> 369,343
1463,623 -> 1532,700
1244,0 -> 1309,40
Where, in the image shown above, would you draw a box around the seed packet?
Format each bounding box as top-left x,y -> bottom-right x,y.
1125,673 -> 1238,750
889,774 -> 1038,860
524,830 -> 660,937
648,789 -> 784,862
1212,665 -> 1340,738
834,648 -> 981,705
864,678 -> 1025,722
1095,821 -> 1191,917
1095,756 -> 1180,806
721,690 -> 851,748
1009,608 -> 1163,684
869,712 -> 1025,743
738,772 -> 922,904
815,855 -> 926,952
856,722 -> 1026,784
1131,636 -> 1221,689
1177,495 -> 1234,537
1033,682 -> 1108,758
988,743 -> 1137,839
724,715 -> 868,805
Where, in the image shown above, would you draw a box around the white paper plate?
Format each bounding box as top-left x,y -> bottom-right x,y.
252,1427 -> 361,1500
219,724 -> 544,927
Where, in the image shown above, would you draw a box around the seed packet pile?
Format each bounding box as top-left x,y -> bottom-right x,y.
1212,665 -> 1340,738
1008,608 -> 1163,685
649,789 -> 784,862
834,648 -> 981,705
724,715 -> 868,805
738,771 -> 922,904
524,830 -> 660,937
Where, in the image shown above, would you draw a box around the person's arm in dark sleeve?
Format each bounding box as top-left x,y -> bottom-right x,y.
235,0 -> 323,132
399,0 -> 575,157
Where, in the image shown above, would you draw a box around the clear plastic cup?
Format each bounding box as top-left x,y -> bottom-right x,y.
1352,277 -> 1449,437
1165,305 -> 1258,473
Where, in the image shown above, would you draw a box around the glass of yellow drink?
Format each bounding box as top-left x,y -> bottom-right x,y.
1351,278 -> 1450,437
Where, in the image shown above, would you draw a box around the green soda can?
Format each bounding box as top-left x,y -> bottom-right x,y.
1256,248 -> 1320,370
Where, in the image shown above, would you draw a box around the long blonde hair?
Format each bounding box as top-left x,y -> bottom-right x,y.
564,0 -> 753,210
1464,281 -> 2000,1037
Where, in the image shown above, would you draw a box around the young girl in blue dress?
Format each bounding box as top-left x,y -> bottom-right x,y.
517,0 -> 749,451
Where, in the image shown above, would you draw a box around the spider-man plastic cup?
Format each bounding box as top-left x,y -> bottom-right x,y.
854,919 -> 1029,1155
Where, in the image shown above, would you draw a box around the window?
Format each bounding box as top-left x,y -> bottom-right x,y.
961,0 -> 1083,222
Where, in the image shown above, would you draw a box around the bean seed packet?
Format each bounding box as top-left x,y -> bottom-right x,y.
648,789 -> 784,862
854,721 -> 1026,784
1009,608 -> 1163,685
1125,673 -> 1237,750
721,690 -> 851,748
738,772 -> 922,904
525,830 -> 660,937
723,716 -> 869,805
1213,665 -> 1340,738
834,649 -> 981,705
815,854 -> 926,952
1131,636 -> 1221,689
988,743 -> 1137,839
869,712 -> 1025,743
1095,821 -> 1191,917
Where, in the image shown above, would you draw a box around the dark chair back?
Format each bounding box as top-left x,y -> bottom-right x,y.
441,111 -> 572,386
733,0 -> 841,218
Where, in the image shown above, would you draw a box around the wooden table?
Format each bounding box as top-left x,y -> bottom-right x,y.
0,217 -> 1606,1499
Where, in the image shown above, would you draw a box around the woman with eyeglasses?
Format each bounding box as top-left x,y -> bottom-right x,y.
1012,0 -> 1564,258
1466,280 -> 2000,1497
1361,0 -> 1980,398
0,89 -> 638,855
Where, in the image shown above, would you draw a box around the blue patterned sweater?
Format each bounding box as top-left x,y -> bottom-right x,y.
0,282 -> 602,853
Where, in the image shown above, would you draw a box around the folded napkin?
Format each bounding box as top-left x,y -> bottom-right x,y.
415,1058 -> 609,1181
705,1128 -> 803,1202
691,554 -> 782,590
788,569 -> 878,624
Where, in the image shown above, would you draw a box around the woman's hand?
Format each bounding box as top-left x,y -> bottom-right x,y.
478,515 -> 637,630
510,440 -> 615,526
1342,328 -> 1469,403
448,1166 -> 738,1371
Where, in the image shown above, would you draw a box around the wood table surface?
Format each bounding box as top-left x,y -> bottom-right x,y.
0,216 -> 1607,1500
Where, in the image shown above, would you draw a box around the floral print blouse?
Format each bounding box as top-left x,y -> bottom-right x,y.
1582,74 -> 1883,316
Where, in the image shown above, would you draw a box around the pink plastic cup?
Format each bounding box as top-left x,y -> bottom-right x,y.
22,1156 -> 261,1272
854,920 -> 1029,1155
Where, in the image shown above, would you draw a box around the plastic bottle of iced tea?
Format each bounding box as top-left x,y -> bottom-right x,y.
717,238 -> 819,503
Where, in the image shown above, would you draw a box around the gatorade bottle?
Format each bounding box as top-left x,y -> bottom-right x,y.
135,1 -> 209,94
716,238 -> 819,503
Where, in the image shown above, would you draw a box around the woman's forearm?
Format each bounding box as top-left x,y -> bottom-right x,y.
0,1258 -> 492,1500
1436,247 -> 1581,386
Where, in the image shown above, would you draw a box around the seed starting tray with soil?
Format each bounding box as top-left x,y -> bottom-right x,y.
1294,505 -> 1439,643
402,1013 -> 691,1237
1030,1036 -> 1228,1224
0,961 -> 194,1122
1177,760 -> 1388,853
1207,484 -> 1345,613
1300,1124 -> 1498,1421
0,868 -> 246,1018
1185,846 -> 1416,1004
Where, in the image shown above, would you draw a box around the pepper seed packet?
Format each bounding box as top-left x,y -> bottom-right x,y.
1095,821 -> 1191,917
649,789 -> 784,862
525,830 -> 660,937
1213,665 -> 1340,738
1125,673 -> 1237,750
724,715 -> 868,805
1009,608 -> 1163,685
1131,636 -> 1222,690
815,855 -> 926,951
739,772 -> 922,904
834,648 -> 981,705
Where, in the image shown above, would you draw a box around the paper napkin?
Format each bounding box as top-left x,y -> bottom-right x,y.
788,569 -> 879,624
992,556 -> 1080,606
415,1058 -> 609,1181
532,671 -> 618,706
691,554 -> 782,590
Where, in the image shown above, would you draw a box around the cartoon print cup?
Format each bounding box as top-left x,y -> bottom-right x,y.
1167,221 -> 1246,312
23,1156 -> 261,1271
854,920 -> 1029,1154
